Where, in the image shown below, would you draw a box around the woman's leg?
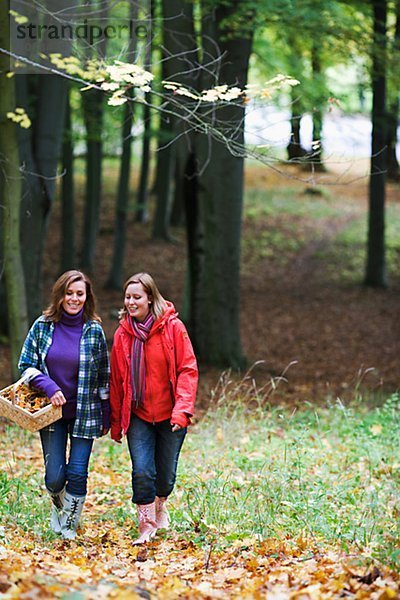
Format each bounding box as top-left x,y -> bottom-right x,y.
39,419 -> 69,493
154,420 -> 186,498
59,433 -> 94,540
127,416 -> 158,543
66,434 -> 94,497
126,415 -> 157,504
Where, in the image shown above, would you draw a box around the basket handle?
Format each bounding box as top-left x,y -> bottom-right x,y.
10,378 -> 23,406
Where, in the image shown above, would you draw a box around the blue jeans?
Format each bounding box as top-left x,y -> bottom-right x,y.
40,419 -> 94,497
127,415 -> 186,505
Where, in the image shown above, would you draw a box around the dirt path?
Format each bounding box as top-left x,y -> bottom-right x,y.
240,166 -> 400,403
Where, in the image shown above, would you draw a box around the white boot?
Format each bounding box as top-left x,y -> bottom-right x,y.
133,502 -> 157,545
155,496 -> 170,530
60,492 -> 86,540
48,488 -> 65,534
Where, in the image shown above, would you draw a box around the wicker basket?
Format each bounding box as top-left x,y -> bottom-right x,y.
0,379 -> 62,432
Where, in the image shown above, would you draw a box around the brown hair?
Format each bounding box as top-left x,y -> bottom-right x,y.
43,270 -> 101,322
120,272 -> 167,321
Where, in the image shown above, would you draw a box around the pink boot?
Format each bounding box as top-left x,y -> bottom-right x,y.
133,502 -> 157,545
155,496 -> 170,530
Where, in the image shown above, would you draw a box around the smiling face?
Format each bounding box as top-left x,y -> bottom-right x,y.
62,280 -> 87,315
124,282 -> 151,322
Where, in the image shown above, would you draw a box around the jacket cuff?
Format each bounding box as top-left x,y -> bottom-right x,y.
111,425 -> 122,442
98,386 -> 110,400
171,412 -> 190,428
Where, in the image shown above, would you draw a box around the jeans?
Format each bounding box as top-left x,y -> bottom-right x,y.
40,418 -> 94,497
127,415 -> 186,505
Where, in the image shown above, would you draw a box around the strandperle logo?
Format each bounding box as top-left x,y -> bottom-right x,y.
9,0 -> 151,74
15,19 -> 148,46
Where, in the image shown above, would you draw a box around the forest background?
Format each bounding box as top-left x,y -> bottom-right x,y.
1,0 -> 400,597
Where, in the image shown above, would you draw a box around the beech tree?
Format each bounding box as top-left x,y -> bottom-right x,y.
60,90 -> 75,272
106,0 -> 140,289
0,0 -> 28,376
386,0 -> 400,180
181,2 -> 254,367
365,0 -> 388,287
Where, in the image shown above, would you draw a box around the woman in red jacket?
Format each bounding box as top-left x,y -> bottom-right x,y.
110,272 -> 198,544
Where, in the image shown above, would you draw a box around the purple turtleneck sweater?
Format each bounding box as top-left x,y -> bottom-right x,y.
31,309 -> 110,428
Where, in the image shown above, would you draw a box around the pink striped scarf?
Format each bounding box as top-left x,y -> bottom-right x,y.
130,312 -> 154,407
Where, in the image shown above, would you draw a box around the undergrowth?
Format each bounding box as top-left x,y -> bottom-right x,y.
178,373 -> 400,569
0,375 -> 399,570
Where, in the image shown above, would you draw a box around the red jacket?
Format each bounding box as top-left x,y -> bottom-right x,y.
110,302 -> 198,441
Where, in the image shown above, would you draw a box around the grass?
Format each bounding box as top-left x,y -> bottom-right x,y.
313,203 -> 400,282
243,182 -> 400,282
1,387 -> 400,569
244,187 -> 341,221
175,388 -> 400,569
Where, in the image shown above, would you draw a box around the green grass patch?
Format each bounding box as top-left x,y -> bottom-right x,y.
176,392 -> 400,568
244,188 -> 342,221
1,392 -> 399,568
316,204 -> 400,282
242,228 -> 305,264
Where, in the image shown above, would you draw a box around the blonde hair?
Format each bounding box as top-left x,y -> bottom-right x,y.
43,270 -> 101,323
120,272 -> 167,321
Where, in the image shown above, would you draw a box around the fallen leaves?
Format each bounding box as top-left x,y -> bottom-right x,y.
2,525 -> 399,599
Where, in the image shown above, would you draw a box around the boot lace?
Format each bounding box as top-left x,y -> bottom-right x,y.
65,498 -> 80,530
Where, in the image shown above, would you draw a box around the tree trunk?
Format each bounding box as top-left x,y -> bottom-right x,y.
106,0 -> 139,288
152,121 -> 175,240
17,74 -> 68,320
60,89 -> 75,272
287,86 -> 307,161
170,160 -> 184,227
182,153 -> 202,338
187,5 -> 253,367
80,0 -> 109,274
0,0 -> 28,376
365,0 -> 388,287
80,89 -> 104,273
136,99 -> 152,224
309,42 -> 325,171
387,0 -> 400,180
386,98 -> 399,180
105,93 -> 136,290
286,36 -> 307,161
152,0 -> 198,239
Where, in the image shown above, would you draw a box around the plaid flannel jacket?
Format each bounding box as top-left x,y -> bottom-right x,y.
18,316 -> 110,439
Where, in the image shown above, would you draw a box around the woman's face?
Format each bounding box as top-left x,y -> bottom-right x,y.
62,280 -> 87,315
125,282 -> 151,322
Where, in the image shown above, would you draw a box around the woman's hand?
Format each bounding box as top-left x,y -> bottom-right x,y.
171,423 -> 182,432
50,390 -> 67,406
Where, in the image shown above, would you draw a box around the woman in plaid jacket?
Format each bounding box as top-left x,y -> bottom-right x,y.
18,270 -> 110,540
